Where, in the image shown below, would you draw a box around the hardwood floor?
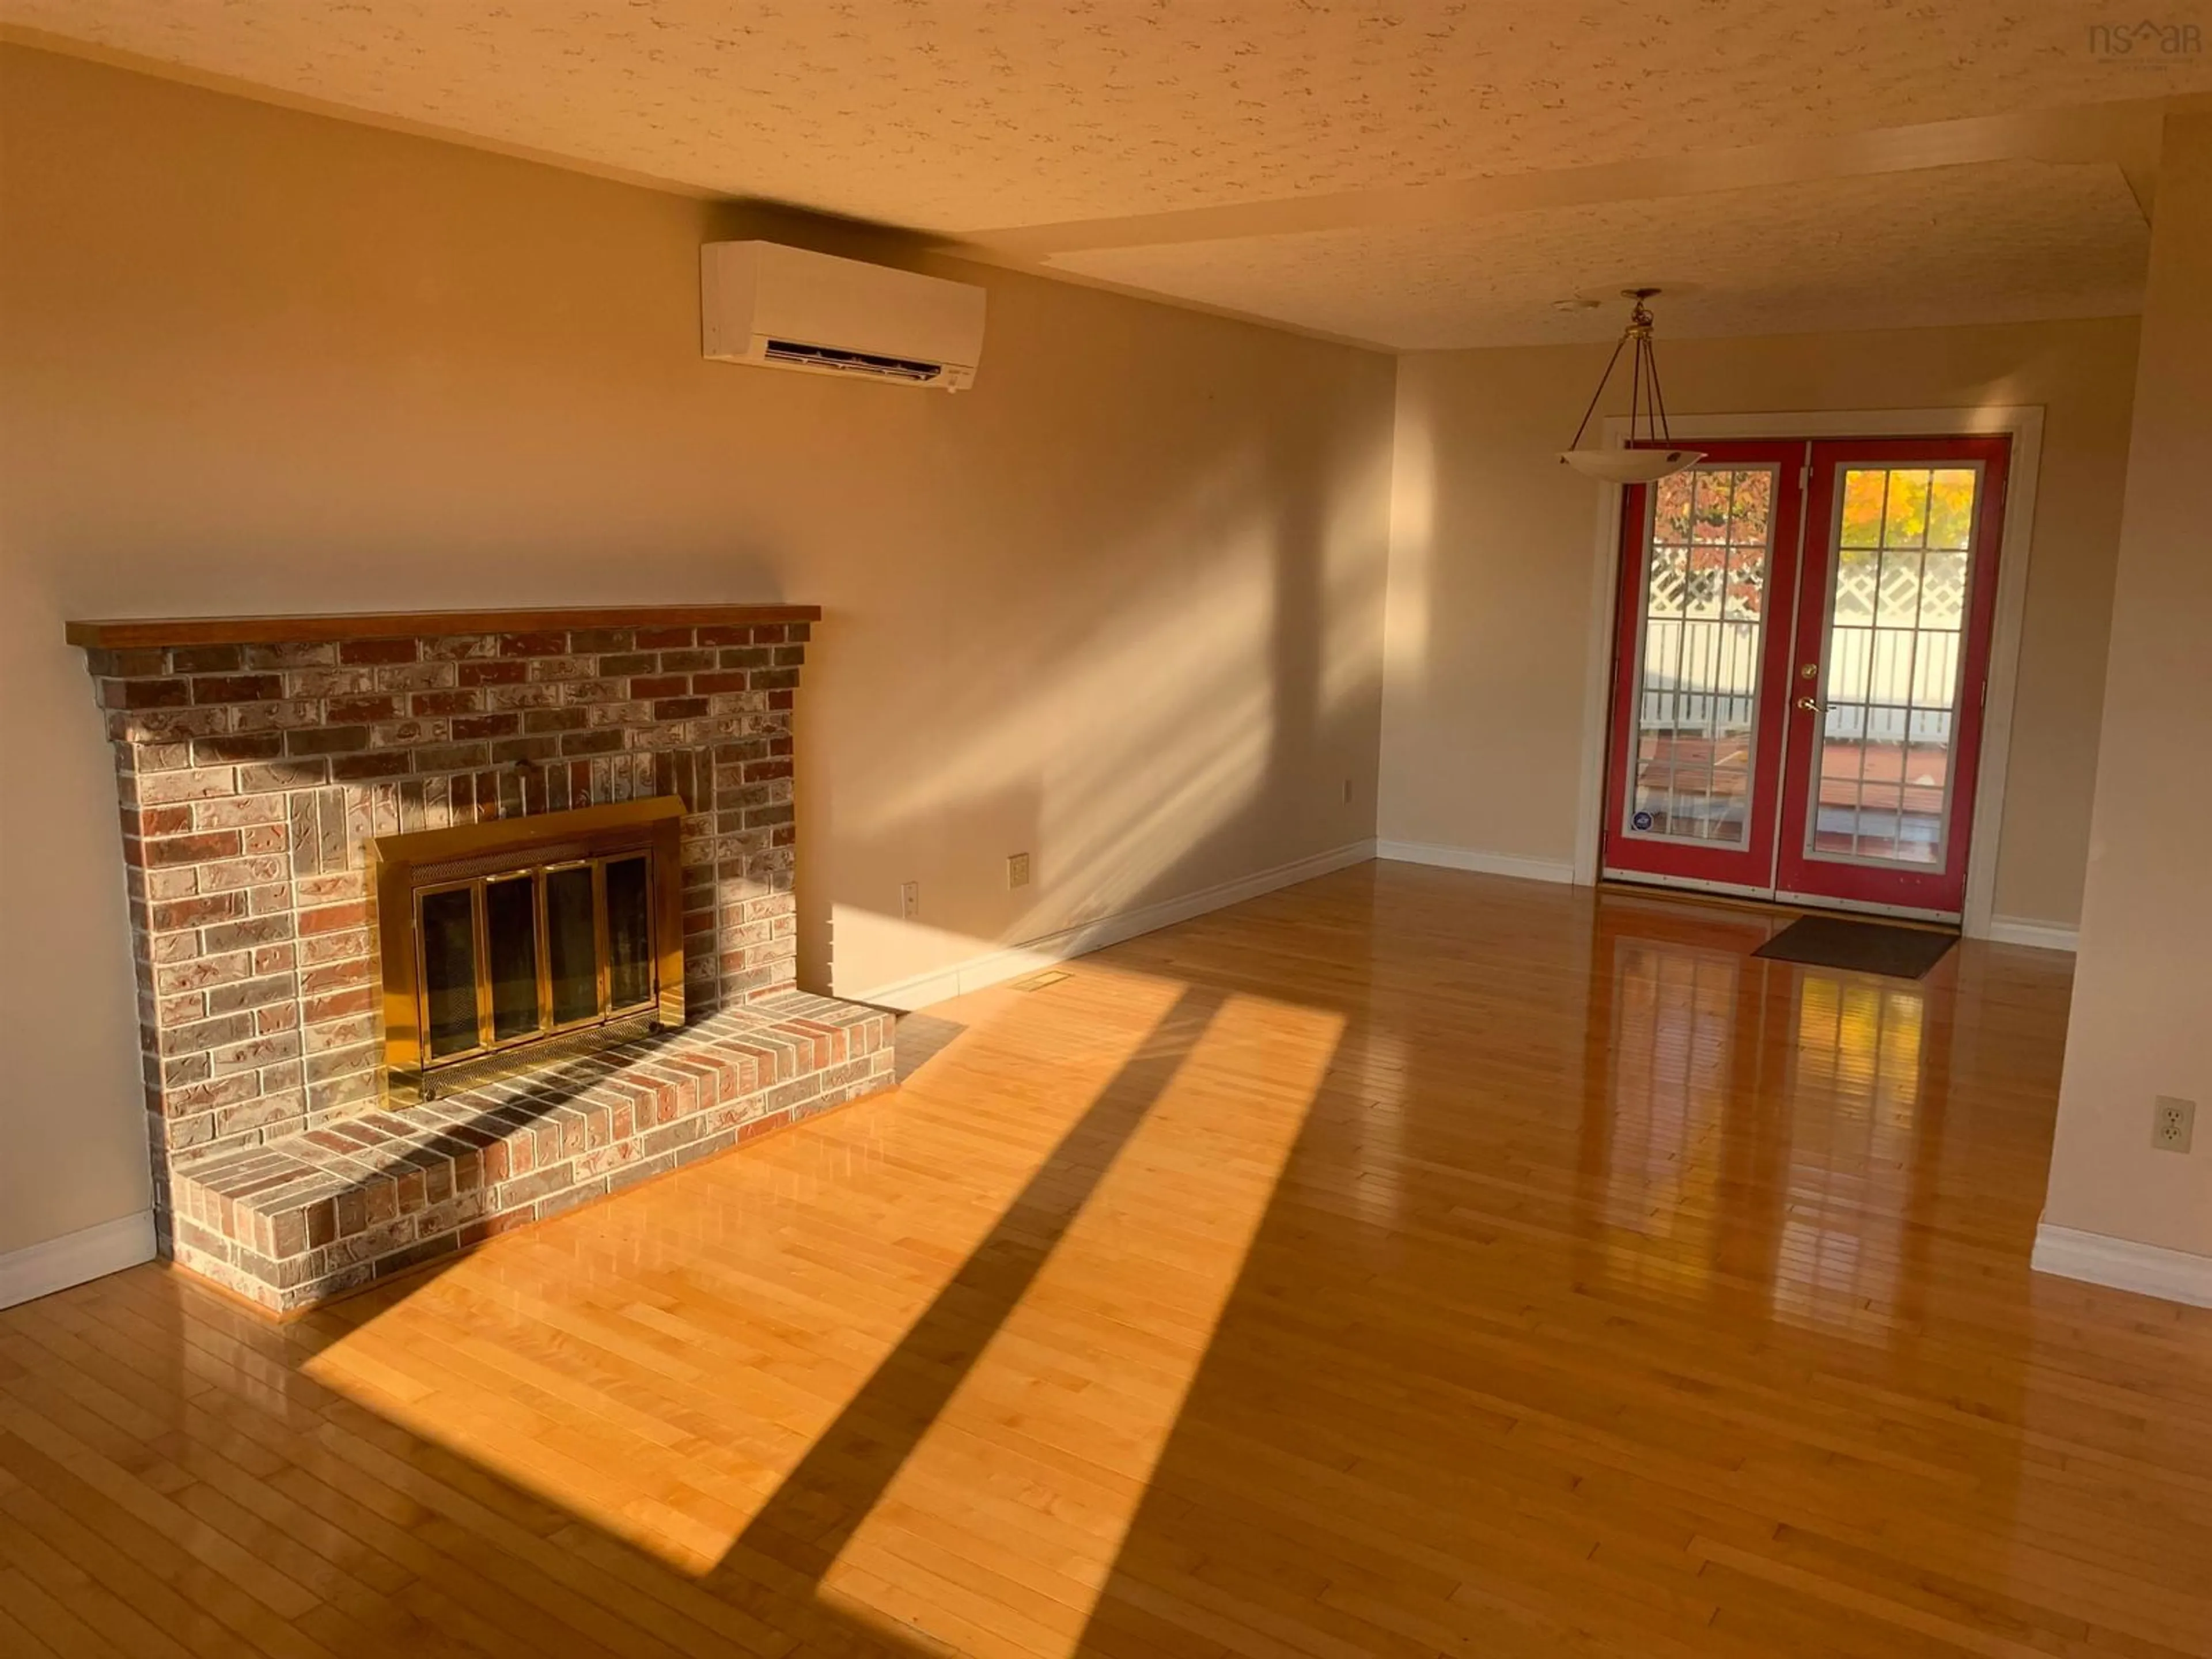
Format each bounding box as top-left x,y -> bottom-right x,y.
5,862 -> 2209,1658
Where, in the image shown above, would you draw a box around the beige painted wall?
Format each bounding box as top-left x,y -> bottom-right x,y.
2046,113 -> 2212,1263
1380,317 -> 2141,927
0,47 -> 1396,1256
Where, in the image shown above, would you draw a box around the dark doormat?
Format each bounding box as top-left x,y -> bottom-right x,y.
1752,914 -> 1957,979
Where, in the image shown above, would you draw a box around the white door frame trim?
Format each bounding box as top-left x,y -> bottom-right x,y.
1570,405 -> 2047,942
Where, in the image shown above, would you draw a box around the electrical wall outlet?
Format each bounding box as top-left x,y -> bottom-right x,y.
2153,1096 -> 2196,1153
1006,852 -> 1031,889
900,881 -> 919,920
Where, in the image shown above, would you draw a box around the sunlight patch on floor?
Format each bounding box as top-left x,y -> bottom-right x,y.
813,988 -> 1342,1655
295,963 -> 1333,1628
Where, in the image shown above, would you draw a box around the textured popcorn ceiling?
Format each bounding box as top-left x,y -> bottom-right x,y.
7,0 -> 2190,227
1057,160 -> 2154,347
4,0 -> 2188,344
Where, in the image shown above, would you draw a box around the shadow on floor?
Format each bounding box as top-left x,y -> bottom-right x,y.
706,984 -> 1224,1621
4,867 -> 2175,1659
893,1011 -> 969,1085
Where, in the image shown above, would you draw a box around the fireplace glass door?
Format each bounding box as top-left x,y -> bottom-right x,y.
414,851 -> 660,1067
374,797 -> 687,1092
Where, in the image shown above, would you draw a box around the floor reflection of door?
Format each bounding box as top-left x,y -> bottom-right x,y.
1603,435 -> 2010,922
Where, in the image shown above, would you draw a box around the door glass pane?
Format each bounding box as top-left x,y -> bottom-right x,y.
484,874 -> 541,1042
604,855 -> 655,1012
546,865 -> 601,1025
1624,465 -> 1777,847
419,885 -> 481,1060
1809,465 -> 1979,868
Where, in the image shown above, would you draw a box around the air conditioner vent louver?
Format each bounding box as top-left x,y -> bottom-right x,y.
763,339 -> 945,382
702,241 -> 986,392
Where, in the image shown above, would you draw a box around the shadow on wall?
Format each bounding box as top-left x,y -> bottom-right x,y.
704,197 -> 1396,1009
797,400 -> 1389,1004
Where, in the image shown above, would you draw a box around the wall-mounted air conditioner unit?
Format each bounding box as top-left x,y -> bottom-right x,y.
701,241 -> 986,391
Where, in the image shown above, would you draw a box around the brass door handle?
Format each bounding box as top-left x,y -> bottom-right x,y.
1796,696 -> 1824,713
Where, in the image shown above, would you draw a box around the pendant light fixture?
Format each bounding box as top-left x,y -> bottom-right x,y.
1558,288 -> 1704,483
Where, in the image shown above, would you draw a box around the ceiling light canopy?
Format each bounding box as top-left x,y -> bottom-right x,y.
1559,289 -> 1704,482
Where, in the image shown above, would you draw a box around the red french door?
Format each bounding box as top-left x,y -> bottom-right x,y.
1603,435 -> 2010,922
1602,444 -> 1808,895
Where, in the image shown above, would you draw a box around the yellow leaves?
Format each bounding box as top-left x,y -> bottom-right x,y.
1841,467 -> 1977,550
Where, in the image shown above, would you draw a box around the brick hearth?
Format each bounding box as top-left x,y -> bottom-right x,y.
69,604 -> 895,1313
172,991 -> 891,1311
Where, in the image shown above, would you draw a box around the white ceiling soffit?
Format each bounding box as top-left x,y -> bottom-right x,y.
1053,159 -> 2153,349
3,1 -> 2196,346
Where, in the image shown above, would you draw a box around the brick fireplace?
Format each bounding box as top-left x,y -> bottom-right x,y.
68,605 -> 895,1313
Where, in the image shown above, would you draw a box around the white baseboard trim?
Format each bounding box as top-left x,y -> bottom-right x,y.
0,1211 -> 156,1311
1984,915 -> 2080,952
2032,1223 -> 2212,1309
848,839 -> 1378,1012
1374,840 -> 1578,886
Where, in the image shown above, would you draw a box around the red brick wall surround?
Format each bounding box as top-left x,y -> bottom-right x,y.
77,617 -> 816,1266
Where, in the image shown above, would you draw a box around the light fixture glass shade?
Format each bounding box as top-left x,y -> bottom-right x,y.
1559,447 -> 1706,483
1558,290 -> 1699,484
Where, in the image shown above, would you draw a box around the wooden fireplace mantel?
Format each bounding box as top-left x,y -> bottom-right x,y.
72,588 -> 855,1315
65,603 -> 823,650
